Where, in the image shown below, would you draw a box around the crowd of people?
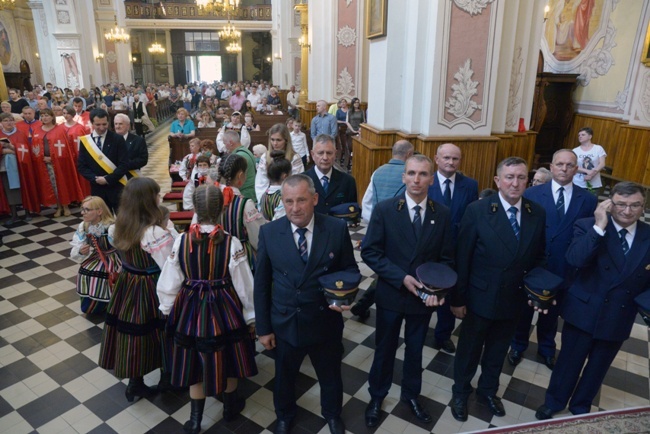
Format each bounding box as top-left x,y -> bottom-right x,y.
1,78 -> 647,434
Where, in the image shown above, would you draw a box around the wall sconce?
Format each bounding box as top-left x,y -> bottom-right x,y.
274,52 -> 281,60
298,35 -> 310,52
95,53 -> 105,62
266,56 -> 271,63
543,4 -> 550,22
34,52 -> 39,59
131,56 -> 138,63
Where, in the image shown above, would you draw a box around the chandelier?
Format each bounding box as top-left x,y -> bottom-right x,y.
149,27 -> 165,54
218,21 -> 240,41
225,41 -> 241,54
196,0 -> 240,13
0,0 -> 15,11
104,15 -> 130,43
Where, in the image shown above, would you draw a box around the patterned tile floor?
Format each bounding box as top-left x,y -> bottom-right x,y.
0,128 -> 649,433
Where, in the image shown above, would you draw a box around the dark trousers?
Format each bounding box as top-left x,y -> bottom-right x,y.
274,337 -> 344,421
452,310 -> 518,398
368,307 -> 432,401
91,184 -> 123,214
511,293 -> 563,357
433,302 -> 456,341
544,322 -> 622,415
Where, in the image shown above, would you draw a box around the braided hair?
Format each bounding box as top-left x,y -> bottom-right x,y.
267,150 -> 292,184
218,153 -> 248,186
191,184 -> 225,245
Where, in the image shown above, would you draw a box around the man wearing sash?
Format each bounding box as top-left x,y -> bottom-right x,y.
77,109 -> 128,212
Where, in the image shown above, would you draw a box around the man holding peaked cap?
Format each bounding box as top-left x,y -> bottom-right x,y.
361,154 -> 454,427
254,174 -> 359,434
536,181 -> 650,420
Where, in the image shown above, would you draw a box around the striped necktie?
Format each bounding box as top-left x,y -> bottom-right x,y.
556,186 -> 565,218
296,227 -> 308,263
508,206 -> 520,240
619,228 -> 629,256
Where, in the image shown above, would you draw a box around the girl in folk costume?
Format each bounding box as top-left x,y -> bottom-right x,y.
157,184 -> 257,433
31,108 -> 84,217
0,113 -> 42,221
254,123 -> 304,202
63,106 -> 91,197
217,154 -> 267,273
70,196 -> 121,314
179,138 -> 202,181
259,150 -> 292,221
99,177 -> 176,402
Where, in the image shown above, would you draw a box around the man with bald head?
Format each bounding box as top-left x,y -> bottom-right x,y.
114,113 -> 148,177
427,143 -> 478,354
310,100 -> 337,142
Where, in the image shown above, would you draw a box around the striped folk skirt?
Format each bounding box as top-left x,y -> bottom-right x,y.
98,265 -> 168,378
167,278 -> 258,396
76,249 -> 121,314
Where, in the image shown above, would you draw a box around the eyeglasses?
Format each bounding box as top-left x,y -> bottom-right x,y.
612,203 -> 643,211
80,207 -> 98,213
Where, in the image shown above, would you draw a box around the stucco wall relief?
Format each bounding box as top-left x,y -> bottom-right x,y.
444,59 -> 483,123
453,0 -> 496,16
337,25 -> 356,47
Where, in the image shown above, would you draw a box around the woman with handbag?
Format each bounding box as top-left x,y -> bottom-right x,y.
70,196 -> 120,315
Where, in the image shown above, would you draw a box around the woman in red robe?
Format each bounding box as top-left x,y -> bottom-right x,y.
31,108 -> 83,216
0,113 -> 42,220
63,106 -> 91,197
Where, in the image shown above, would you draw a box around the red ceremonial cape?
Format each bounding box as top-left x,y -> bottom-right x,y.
29,125 -> 59,207
74,111 -> 92,132
15,119 -> 43,145
0,173 -> 9,216
64,122 -> 91,197
0,129 -> 42,212
33,125 -> 84,205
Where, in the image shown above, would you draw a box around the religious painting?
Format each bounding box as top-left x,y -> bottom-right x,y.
543,0 -> 604,62
0,20 -> 12,66
366,0 -> 387,39
0,12 -> 21,72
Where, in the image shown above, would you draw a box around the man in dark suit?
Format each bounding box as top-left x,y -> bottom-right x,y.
113,113 -> 148,178
427,143 -> 478,354
362,154 -> 454,427
536,182 -> 650,420
305,134 -> 357,215
77,108 -> 129,212
450,157 -> 546,422
509,149 -> 597,370
255,174 -> 359,434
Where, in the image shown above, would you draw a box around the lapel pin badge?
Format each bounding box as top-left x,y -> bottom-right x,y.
329,252 -> 334,259
430,220 -> 435,225
491,203 -> 498,213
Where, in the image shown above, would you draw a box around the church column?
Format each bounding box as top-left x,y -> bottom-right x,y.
295,2 -> 309,104
307,0 -> 337,101
28,0 -> 65,86
165,30 -> 175,84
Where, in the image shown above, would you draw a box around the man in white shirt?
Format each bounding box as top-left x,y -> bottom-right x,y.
286,85 -> 300,119
247,85 -> 262,108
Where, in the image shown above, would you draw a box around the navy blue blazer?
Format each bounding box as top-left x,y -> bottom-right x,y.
451,195 -> 546,320
524,183 -> 597,281
124,133 -> 148,174
77,130 -> 129,185
254,213 -> 359,348
427,172 -> 478,240
305,167 -> 357,215
562,218 -> 650,342
361,194 -> 454,315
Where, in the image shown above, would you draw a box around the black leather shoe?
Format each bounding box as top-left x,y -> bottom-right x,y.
507,349 -> 523,367
350,303 -> 370,320
538,354 -> 556,370
432,338 -> 456,354
479,395 -> 506,417
326,417 -> 345,434
535,405 -> 554,420
401,398 -> 432,423
365,399 -> 382,427
450,396 -> 468,422
275,419 -> 292,434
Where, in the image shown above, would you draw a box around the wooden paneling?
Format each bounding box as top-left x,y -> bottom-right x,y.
614,126 -> 650,185
563,113 -> 627,170
299,101 -> 317,129
495,132 -> 537,169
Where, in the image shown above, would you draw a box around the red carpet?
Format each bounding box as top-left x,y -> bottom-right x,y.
466,406 -> 650,433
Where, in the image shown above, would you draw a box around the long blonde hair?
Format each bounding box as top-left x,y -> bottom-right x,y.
265,123 -> 296,168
